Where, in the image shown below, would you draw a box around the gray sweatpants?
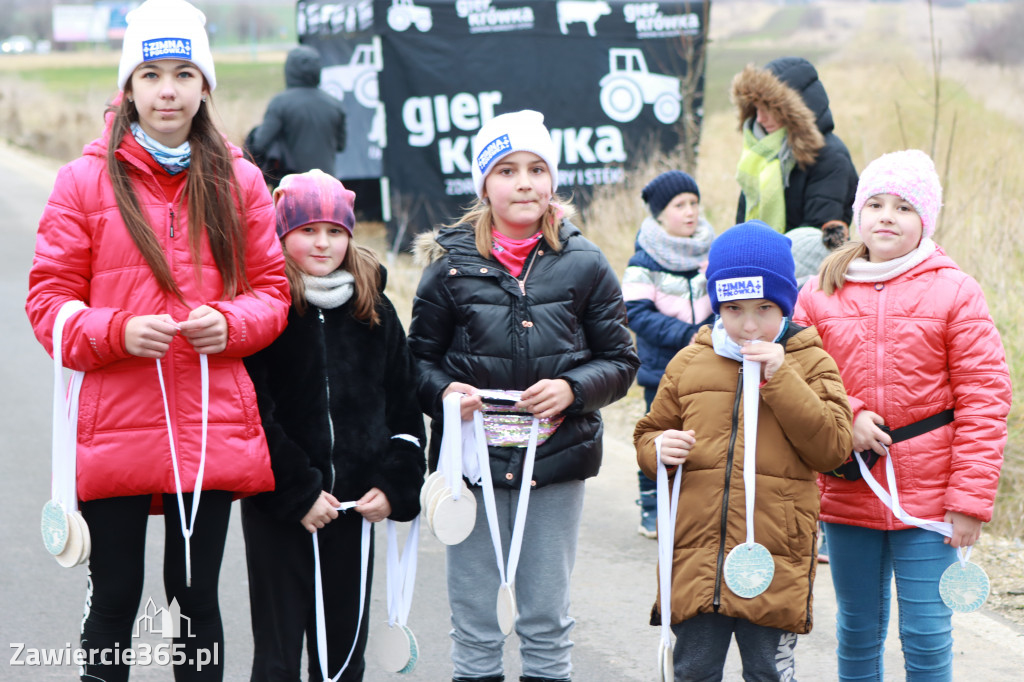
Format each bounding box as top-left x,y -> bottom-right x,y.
446,480 -> 585,680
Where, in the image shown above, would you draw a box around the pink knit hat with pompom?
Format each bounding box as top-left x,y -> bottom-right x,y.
853,150 -> 943,237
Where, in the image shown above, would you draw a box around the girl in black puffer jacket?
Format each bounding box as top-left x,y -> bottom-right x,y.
409,110 -> 638,682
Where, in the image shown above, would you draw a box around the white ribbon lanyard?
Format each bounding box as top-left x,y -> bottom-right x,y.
51,302 -> 87,512
473,409 -> 539,616
854,448 -> 971,565
313,517 -> 372,681
741,359 -> 759,546
156,353 -> 208,588
385,517 -> 420,628
722,359 -> 775,599
438,393 -> 470,497
655,435 -> 682,649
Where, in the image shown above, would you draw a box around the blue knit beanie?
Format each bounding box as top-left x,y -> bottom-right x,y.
706,220 -> 798,316
641,170 -> 700,217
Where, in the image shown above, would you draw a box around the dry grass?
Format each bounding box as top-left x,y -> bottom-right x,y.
582,1 -> 1024,539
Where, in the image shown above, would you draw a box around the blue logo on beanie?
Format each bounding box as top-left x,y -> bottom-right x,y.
716,277 -> 764,302
142,38 -> 192,62
477,134 -> 511,175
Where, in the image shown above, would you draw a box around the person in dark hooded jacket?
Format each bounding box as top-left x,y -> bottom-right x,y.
249,45 -> 346,184
731,56 -> 858,250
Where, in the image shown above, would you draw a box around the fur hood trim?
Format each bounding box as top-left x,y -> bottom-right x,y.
730,64 -> 825,169
413,228 -> 447,267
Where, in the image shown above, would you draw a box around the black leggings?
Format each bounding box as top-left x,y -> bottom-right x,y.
78,491 -> 233,682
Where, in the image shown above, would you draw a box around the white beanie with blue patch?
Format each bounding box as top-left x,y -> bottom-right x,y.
471,110 -> 559,199
118,0 -> 216,92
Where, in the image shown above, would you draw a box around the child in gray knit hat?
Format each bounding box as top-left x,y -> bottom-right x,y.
622,170 -> 716,538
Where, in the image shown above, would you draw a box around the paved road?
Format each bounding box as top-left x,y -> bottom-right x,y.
1,141 -> 1021,680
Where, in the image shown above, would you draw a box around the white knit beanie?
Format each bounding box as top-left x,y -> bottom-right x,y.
117,0 -> 217,93
471,110 -> 559,199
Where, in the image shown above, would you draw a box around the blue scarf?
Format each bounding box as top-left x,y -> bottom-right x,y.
711,316 -> 789,362
130,122 -> 191,175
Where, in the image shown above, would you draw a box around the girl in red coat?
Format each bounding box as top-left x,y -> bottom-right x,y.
794,150 -> 1011,681
25,1 -> 289,679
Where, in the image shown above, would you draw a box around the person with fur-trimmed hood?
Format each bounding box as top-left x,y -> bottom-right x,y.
731,56 -> 858,250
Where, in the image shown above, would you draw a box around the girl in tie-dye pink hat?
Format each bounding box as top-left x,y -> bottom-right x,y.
242,169 -> 426,679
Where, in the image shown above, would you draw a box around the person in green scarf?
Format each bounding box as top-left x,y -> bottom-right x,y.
731,56 -> 858,252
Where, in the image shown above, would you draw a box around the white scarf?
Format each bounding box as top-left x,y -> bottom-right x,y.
711,316 -> 788,362
303,269 -> 355,310
845,238 -> 936,283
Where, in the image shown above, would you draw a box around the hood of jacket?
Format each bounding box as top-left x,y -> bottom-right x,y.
731,56 -> 830,168
285,45 -> 322,88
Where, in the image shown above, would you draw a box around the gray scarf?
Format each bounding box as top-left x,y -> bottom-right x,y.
302,269 -> 355,309
637,216 -> 715,272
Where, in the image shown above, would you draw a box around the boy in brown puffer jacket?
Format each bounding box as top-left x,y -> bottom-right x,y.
634,220 -> 852,681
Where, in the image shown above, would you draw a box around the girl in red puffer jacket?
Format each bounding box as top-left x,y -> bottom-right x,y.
794,150 -> 1011,681
25,1 -> 289,679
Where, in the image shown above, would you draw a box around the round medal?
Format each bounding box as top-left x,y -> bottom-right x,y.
430,486 -> 477,546
41,499 -> 69,556
73,510 -> 91,564
372,623 -> 418,674
939,560 -> 990,613
419,471 -> 444,513
496,583 -> 517,635
724,542 -> 774,599
55,510 -> 85,568
658,638 -> 673,681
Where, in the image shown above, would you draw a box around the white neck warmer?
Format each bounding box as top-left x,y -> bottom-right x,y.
845,238 -> 936,283
302,269 -> 354,310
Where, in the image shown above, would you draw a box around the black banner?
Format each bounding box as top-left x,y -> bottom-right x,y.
298,1 -> 709,245
297,0 -> 382,180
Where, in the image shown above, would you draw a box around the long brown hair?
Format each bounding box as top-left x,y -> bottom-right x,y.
284,240 -> 383,326
816,240 -> 869,295
449,197 -> 575,259
106,85 -> 250,300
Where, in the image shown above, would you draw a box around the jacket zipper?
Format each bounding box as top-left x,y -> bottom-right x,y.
318,308 -> 337,492
169,207 -> 175,238
713,366 -> 744,608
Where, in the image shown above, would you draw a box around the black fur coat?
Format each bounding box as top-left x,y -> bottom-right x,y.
243,282 -> 426,523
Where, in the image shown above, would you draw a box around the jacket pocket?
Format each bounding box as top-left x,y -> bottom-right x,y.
234,361 -> 261,437
76,372 -> 102,445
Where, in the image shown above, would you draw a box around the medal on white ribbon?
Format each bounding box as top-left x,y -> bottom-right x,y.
42,301 -> 90,568
655,435 -> 682,682
856,447 -> 991,613
473,410 -> 539,635
371,517 -> 421,673
724,358 -> 775,599
423,393 -> 477,545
